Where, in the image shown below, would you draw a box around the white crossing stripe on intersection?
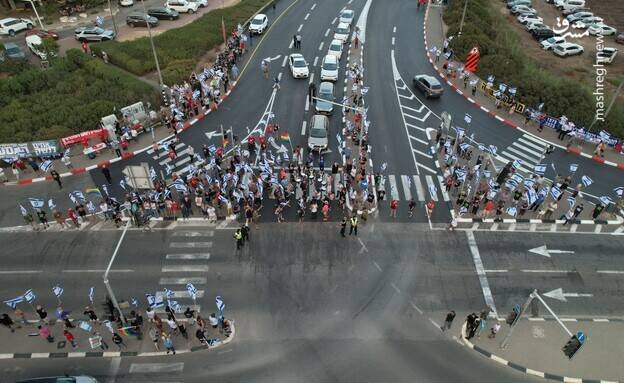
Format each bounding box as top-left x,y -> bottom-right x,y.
129,363 -> 185,374
171,231 -> 214,237
401,175 -> 412,201
170,242 -> 213,248
413,175 -> 425,201
165,253 -> 211,260
381,174 -> 451,202
161,265 -> 209,272
156,290 -> 205,299
159,277 -> 207,285
425,175 -> 438,202
388,174 -> 400,201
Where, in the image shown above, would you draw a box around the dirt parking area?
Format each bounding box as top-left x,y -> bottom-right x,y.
494,0 -> 623,95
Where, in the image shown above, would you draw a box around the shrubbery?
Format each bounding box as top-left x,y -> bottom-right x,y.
0,49 -> 157,143
91,0 -> 270,85
443,0 -> 624,137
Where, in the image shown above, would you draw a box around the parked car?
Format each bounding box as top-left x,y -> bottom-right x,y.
118,0 -> 134,6
507,0 -> 531,9
573,16 -> 603,29
320,54 -> 338,81
339,9 -> 355,25
518,14 -> 543,25
315,82 -> 335,114
25,29 -> 59,40
188,0 -> 207,7
510,5 -> 536,15
1,42 -> 26,61
165,0 -> 199,14
333,22 -> 350,43
555,0 -> 585,9
553,42 -> 584,56
562,6 -> 590,15
596,47 -> 617,64
307,114 -> 329,151
327,39 -> 343,59
288,53 -> 309,78
540,35 -> 566,50
249,14 -> 268,34
558,0 -> 586,13
616,31 -> 624,44
74,26 -> 115,42
526,22 -> 547,32
126,12 -> 159,27
412,74 -> 443,98
589,24 -> 617,36
25,34 -> 56,60
532,27 -> 555,40
565,11 -> 593,23
147,7 -> 180,20
0,17 -> 33,36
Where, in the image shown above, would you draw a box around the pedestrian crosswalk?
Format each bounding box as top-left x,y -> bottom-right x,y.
147,140 -> 203,179
495,133 -> 549,175
381,174 -> 450,202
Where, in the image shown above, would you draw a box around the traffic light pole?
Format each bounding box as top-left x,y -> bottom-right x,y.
532,291 -> 573,337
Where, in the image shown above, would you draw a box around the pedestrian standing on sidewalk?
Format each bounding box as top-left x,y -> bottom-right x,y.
36,305 -> 49,324
63,329 -> 78,348
440,310 -> 456,331
340,217 -> 347,237
51,170 -> 62,189
0,313 -> 15,332
488,323 -> 501,339
349,215 -> 358,236
163,334 -> 176,355
112,333 -> 127,350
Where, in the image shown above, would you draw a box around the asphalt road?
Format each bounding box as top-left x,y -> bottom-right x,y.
0,222 -> 545,383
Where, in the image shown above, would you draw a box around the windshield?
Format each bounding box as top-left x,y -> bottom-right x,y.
330,43 -> 341,51
323,62 -> 337,71
293,60 -> 306,68
6,47 -> 20,55
319,90 -> 333,100
336,27 -> 348,34
310,127 -> 327,138
251,18 -> 262,25
341,11 -> 353,18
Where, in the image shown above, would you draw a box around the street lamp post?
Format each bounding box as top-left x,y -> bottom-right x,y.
105,0 -> 119,37
103,219 -> 130,324
458,0 -> 469,37
140,0 -> 164,88
24,0 -> 44,29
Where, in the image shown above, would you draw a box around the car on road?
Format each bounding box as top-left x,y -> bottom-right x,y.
165,0 -> 199,14
320,54 -> 338,81
147,7 -> 180,20
532,27 -> 555,40
412,74 -> 443,98
339,9 -> 355,25
118,0 -> 134,6
26,34 -> 56,60
0,17 -> 33,36
540,35 -> 566,50
596,47 -> 617,64
25,29 -> 59,40
510,5 -> 536,15
288,53 -> 309,78
16,375 -> 99,383
553,42 -> 583,56
249,14 -> 268,34
126,12 -> 159,27
315,81 -> 335,114
1,42 -> 26,61
517,14 -> 543,25
74,26 -> 115,42
589,24 -> 617,36
333,22 -> 350,44
327,39 -> 343,59
307,114 -> 329,151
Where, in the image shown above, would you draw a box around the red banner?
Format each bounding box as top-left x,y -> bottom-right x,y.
60,129 -> 106,147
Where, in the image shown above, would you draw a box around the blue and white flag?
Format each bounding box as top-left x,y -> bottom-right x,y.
150,167 -> 157,181
173,183 -> 188,193
581,175 -> 593,187
131,297 -> 139,307
163,288 -> 175,298
380,162 -> 387,172
428,183 -> 437,200
19,204 -> 28,216
28,198 -> 44,209
538,187 -> 549,198
487,178 -> 497,189
165,163 -> 173,175
86,201 -> 96,213
483,170 -> 491,179
551,163 -> 557,173
512,159 -> 523,170
567,196 -> 576,208
146,293 -> 164,308
550,186 -> 562,200
4,295 -> 24,309
506,207 -> 517,217
533,164 -> 547,175
72,191 -> 86,203
48,199 -> 56,210
464,113 -> 472,124
569,163 -> 579,173
95,15 -> 104,26
524,178 -> 535,189
23,289 -> 36,303
68,193 -> 78,205
52,285 -> 63,298
186,282 -> 198,300
488,145 -> 497,155
527,189 -> 537,205
119,180 -> 126,190
88,287 -> 95,304
459,143 -> 470,151
511,173 -> 524,184
167,300 -> 182,313
40,160 -> 53,173
614,186 -> 624,197
455,127 -> 465,138
600,196 -> 613,206
215,295 -> 225,312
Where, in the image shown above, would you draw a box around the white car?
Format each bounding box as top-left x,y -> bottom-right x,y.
118,0 -> 134,7
25,35 -> 55,60
188,0 -> 207,7
540,36 -> 566,50
573,16 -> 603,29
288,53 -> 309,78
0,17 -> 33,36
249,13 -> 268,34
596,47 -> 617,64
510,5 -> 536,15
339,9 -> 355,25
320,54 -> 338,81
553,42 -> 584,57
333,22 -> 350,44
517,14 -> 542,25
327,39 -> 343,60
559,1 -> 586,13
164,0 -> 199,14
526,22 -> 547,32
589,24 -> 617,36
555,0 -> 585,8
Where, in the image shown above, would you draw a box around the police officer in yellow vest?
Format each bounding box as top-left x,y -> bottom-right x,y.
349,215 -> 358,236
234,229 -> 243,250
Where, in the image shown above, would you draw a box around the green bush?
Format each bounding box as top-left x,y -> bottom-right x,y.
162,59 -> 196,85
443,0 -> 624,137
0,49 -> 157,143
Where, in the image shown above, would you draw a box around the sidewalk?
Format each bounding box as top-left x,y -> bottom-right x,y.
423,4 -> 624,171
459,317 -> 624,382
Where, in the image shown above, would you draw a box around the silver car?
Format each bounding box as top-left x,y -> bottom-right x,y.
74,26 -> 115,42
308,114 -> 329,151
315,82 -> 334,114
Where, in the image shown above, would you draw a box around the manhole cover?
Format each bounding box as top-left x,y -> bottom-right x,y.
532,326 -> 545,338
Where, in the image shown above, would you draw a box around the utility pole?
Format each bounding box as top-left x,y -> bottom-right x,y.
24,0 -> 43,29
103,219 -> 130,324
105,0 -> 118,37
458,0 -> 469,37
140,0 -> 164,88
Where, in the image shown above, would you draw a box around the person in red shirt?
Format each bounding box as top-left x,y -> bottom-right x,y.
68,208 -> 79,228
426,200 -> 435,218
390,199 -> 398,218
64,329 -> 77,348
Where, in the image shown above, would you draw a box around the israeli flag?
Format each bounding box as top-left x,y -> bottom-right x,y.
459,143 -> 470,151
23,289 -> 36,303
512,159 -> 522,170
95,15 -> 104,26
86,201 -> 96,213
48,199 -> 56,210
464,113 -> 472,124
150,167 -> 157,181
484,170 -> 491,179
533,164 -> 547,175
459,206 -> 468,215
551,163 -> 557,173
168,300 -> 182,313
428,183 -> 437,200
89,287 -> 95,304
506,207 -> 517,217
164,288 -> 175,298
19,204 -> 28,216
119,180 -> 126,190
4,296 -> 24,309
527,189 -> 537,205
164,163 -> 173,175
146,293 -> 164,308
511,173 -> 524,184
72,191 -> 86,202
186,282 -> 198,300
569,163 -> 579,173
600,196 -> 613,206
68,193 -> 78,205
523,178 -> 535,189
131,297 -> 139,307
538,187 -> 549,198
173,182 -> 188,193
52,285 -> 63,298
488,145 -> 497,155
567,196 -> 576,208
28,198 -> 44,209
550,186 -> 562,200
581,175 -> 593,187
455,127 -> 465,137
614,186 -> 624,197
477,144 -> 485,151
40,160 -> 53,173
487,179 -> 497,189
215,295 -> 225,312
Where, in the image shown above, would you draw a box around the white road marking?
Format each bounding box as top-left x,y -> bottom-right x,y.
170,242 -> 213,248
401,104 -> 425,113
372,261 -> 382,271
413,175 -> 425,201
0,270 -> 41,274
325,28 -> 330,37
412,148 -> 432,159
311,3 -> 316,10
278,72 -> 283,81
517,138 -> 546,152
466,231 -> 498,319
393,26 -> 396,33
161,265 -> 209,273
597,270 -> 624,274
289,39 -> 293,49
281,55 -> 288,67
174,156 -> 192,167
159,277 -> 207,285
301,121 -> 307,135
332,17 -> 337,24
313,56 -> 319,66
484,269 -> 509,273
391,36 -> 395,45
304,12 -> 310,20
408,134 -> 428,145
388,174 -> 400,200
166,253 -> 211,260
129,363 -> 184,374
520,269 -> 572,273
429,318 -> 441,329
309,73 -> 314,84
304,96 -> 310,111
106,357 -> 121,383
390,282 -> 401,294
172,231 -> 214,237
437,175 -> 450,201
410,300 -> 423,314
425,175 -> 438,201
62,269 -> 133,273
405,122 -> 426,132
297,23 -> 303,32
318,41 -> 324,51
156,290 -> 205,298
401,175 -> 412,201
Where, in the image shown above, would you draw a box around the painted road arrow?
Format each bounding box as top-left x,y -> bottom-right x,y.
529,245 -> 575,258
205,131 -> 220,140
543,288 -> 593,302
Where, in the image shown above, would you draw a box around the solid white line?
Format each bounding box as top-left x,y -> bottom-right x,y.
166,253 -> 211,260
413,175 -> 425,201
62,269 -> 133,273
301,121 -> 307,135
412,148 -> 433,158
281,55 -> 288,67
304,96 -> 310,111
310,3 -> 316,10
597,270 -> 624,274
393,26 -> 396,33
297,24 -> 303,32
521,133 -> 549,146
129,363 -> 185,374
392,36 -> 395,45
388,174 -> 400,200
318,41 -> 324,51
172,231 -> 214,237
332,17 -> 337,24
425,175 -> 438,201
159,277 -> 207,285
170,242 -> 213,248
410,300 -> 423,314
466,231 -> 498,319
429,318 -> 441,328
401,175 -> 412,201
278,72 -> 283,81
517,138 -> 547,152
313,56 -> 319,66
372,261 -> 382,271
505,146 -> 541,163
325,28 -> 330,37
289,39 -> 293,49
405,122 -> 426,132
521,269 -> 572,273
309,73 -> 314,84
437,175 -> 450,201
0,270 -> 41,274
484,269 -> 509,273
161,265 -> 209,273
408,134 -> 428,145
304,12 -> 310,20
391,282 -> 401,294
480,106 -> 490,113
401,104 -> 425,113
106,357 -> 121,383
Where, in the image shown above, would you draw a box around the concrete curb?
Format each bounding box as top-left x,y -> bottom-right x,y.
459,322 -> 619,383
421,4 -> 624,172
453,217 -> 623,225
0,321 -> 235,360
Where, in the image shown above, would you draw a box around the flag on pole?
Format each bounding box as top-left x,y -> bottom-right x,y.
48,199 -> 56,210
119,180 -> 126,190
533,164 -> 547,175
488,145 -> 497,155
146,293 -> 164,308
506,207 -> 517,217
615,186 -> 624,197
600,196 -> 614,206
149,167 -> 157,181
163,288 -> 175,298
279,132 -> 290,142
101,184 -> 109,197
40,160 -> 53,173
464,113 -> 472,124
28,198 -> 44,209
118,326 -> 139,337
581,175 -> 593,187
19,204 -> 28,216
215,295 -> 225,312
72,191 -> 86,202
23,289 -> 36,303
428,183 -> 437,200
131,297 -> 139,307
569,163 -> 579,173
186,283 -> 198,300
567,196 -> 576,208
550,186 -> 562,200
52,285 -> 63,298
512,159 -> 523,170
68,193 -> 78,204
4,296 -> 24,309
88,287 -> 95,304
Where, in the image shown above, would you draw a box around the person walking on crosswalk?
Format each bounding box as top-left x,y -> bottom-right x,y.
390,199 -> 398,218
408,199 -> 416,218
349,215 -> 358,236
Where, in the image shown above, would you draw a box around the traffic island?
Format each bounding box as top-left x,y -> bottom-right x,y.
460,319 -> 623,382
